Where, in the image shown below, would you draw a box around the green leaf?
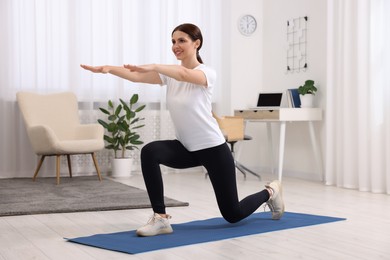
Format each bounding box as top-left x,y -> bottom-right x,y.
105,144 -> 115,150
108,115 -> 117,121
130,94 -> 139,105
135,104 -> 146,112
305,80 -> 314,86
103,135 -> 115,143
120,99 -> 130,111
130,118 -> 141,124
123,106 -> 131,119
125,145 -> 138,150
130,133 -> 140,139
117,116 -> 126,125
117,120 -> 130,131
131,140 -> 144,145
97,119 -> 109,129
107,122 -> 118,132
114,105 -> 122,116
129,110 -> 136,119
99,108 -> 110,115
132,124 -> 145,130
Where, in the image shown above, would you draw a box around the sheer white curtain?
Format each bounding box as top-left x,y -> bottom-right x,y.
326,0 -> 390,194
0,0 -> 223,178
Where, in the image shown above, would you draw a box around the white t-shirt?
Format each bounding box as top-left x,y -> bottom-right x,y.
159,64 -> 225,151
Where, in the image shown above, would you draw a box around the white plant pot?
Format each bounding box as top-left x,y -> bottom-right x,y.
299,94 -> 314,108
111,158 -> 133,177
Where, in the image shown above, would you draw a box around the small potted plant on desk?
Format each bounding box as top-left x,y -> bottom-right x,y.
298,79 -> 318,108
98,94 -> 146,177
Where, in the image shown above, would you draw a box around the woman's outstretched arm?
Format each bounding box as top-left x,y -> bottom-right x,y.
80,64 -> 162,85
124,64 -> 208,87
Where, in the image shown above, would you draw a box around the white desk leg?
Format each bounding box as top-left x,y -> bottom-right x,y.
278,122 -> 287,181
308,121 -> 323,181
266,122 -> 275,174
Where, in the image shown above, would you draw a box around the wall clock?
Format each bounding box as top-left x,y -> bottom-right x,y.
238,14 -> 257,36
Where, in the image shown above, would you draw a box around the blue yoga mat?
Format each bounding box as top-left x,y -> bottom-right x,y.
67,212 -> 346,254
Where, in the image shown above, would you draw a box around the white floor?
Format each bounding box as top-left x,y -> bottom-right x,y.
0,171 -> 389,260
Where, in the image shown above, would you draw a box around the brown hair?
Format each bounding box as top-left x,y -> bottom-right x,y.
172,23 -> 204,64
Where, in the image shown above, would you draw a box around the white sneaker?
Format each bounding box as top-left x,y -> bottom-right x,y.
136,213 -> 173,237
265,180 -> 285,220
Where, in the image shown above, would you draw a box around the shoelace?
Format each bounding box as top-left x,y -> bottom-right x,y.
146,213 -> 172,225
263,202 -> 275,213
146,214 -> 158,225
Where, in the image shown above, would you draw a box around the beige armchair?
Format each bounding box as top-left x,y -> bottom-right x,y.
16,92 -> 104,185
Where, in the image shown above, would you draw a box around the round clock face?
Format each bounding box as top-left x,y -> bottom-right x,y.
238,15 -> 257,36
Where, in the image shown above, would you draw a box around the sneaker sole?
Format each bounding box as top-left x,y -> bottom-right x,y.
136,227 -> 173,237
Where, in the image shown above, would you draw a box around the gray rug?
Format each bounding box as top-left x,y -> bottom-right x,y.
0,176 -> 189,216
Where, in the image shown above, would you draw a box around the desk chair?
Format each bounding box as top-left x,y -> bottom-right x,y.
211,113 -> 261,180
17,91 -> 105,185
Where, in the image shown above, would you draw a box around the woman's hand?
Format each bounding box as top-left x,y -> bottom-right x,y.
80,64 -> 110,73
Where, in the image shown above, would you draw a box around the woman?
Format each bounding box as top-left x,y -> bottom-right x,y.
81,23 -> 284,237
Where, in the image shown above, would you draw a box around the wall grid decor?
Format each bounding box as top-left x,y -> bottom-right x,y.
286,16 -> 308,73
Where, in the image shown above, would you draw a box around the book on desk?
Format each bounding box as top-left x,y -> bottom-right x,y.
286,88 -> 301,108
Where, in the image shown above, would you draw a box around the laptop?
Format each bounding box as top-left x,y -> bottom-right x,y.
251,92 -> 283,110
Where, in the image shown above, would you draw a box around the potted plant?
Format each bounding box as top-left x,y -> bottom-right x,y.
98,94 -> 146,177
298,79 -> 317,108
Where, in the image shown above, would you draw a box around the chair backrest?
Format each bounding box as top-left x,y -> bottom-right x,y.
16,92 -> 80,140
212,112 -> 244,142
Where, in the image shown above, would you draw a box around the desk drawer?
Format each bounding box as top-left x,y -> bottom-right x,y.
234,110 -> 280,120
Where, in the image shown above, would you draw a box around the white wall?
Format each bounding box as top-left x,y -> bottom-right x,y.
229,0 -> 263,112
4,1 -> 328,180
227,0 -> 327,180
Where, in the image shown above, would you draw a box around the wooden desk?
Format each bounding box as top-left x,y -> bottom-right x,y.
234,108 -> 323,181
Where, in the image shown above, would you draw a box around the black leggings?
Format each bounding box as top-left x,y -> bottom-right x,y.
140,140 -> 270,223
